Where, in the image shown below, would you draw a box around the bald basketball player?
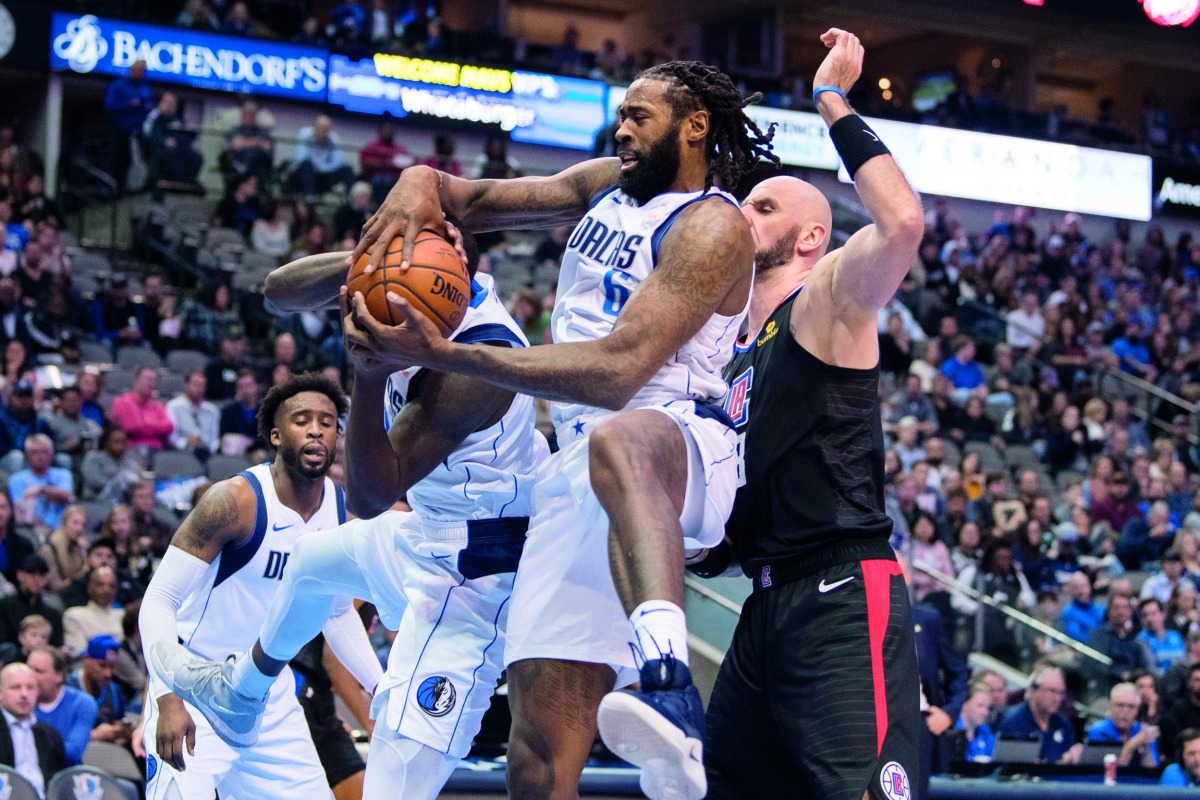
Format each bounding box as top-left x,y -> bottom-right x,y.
690,29 -> 926,799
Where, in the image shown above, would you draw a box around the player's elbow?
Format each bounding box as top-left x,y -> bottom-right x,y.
262,269 -> 296,310
885,205 -> 925,252
345,491 -> 389,521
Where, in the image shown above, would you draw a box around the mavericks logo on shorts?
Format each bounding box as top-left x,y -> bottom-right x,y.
146,753 -> 158,782
880,761 -> 910,800
417,675 -> 457,717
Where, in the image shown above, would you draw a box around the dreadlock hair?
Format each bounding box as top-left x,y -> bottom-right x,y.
636,61 -> 780,190
257,371 -> 349,443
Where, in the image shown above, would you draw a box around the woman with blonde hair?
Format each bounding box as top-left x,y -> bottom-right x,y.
1151,438 -> 1175,482
1083,398 -> 1108,442
1176,527 -> 1200,586
40,504 -> 88,592
99,504 -> 145,579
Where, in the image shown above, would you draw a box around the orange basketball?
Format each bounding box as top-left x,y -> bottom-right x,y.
346,231 -> 470,337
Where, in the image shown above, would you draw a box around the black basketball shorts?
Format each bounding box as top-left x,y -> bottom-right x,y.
706,543 -> 921,800
299,684 -> 366,789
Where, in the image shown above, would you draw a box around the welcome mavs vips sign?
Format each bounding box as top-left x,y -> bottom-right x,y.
50,13 -> 327,101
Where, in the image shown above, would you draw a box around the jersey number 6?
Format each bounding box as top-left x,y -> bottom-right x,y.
602,268 -> 635,316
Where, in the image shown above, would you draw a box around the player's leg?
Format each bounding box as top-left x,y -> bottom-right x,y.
360,722 -> 457,800
589,409 -> 709,800
229,680 -> 334,800
506,658 -> 616,800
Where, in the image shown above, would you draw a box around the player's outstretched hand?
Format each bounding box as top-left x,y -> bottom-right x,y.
156,694 -> 197,772
344,291 -> 450,371
813,28 -> 863,96
349,167 -> 448,275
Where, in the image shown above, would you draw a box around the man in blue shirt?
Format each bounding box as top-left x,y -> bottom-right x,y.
956,683 -> 996,762
940,334 -> 985,395
65,635 -> 127,748
1139,597 -> 1187,675
28,646 -> 97,765
1059,571 -> 1106,643
1086,682 -> 1160,767
288,114 -> 355,200
7,435 -> 73,534
1161,728 -> 1200,786
103,60 -> 153,193
0,197 -> 28,254
1111,321 -> 1155,380
997,666 -> 1083,763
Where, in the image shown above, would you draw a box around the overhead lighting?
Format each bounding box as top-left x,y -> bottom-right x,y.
1023,0 -> 1044,6
882,89 -> 893,100
1140,0 -> 1200,26
992,57 -> 1002,68
878,77 -> 891,90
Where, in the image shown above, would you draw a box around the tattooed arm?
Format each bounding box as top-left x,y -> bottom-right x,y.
169,477 -> 258,561
264,251 -> 350,312
346,198 -> 755,410
352,159 -> 620,271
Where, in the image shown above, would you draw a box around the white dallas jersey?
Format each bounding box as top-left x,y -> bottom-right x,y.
176,463 -> 345,660
551,186 -> 746,433
384,273 -> 545,523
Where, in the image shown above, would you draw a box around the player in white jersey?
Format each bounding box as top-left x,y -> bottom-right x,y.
152,231 -> 548,800
342,61 -> 778,800
138,374 -> 382,800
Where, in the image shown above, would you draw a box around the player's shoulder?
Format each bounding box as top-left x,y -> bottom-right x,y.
196,472 -> 261,527
664,192 -> 750,242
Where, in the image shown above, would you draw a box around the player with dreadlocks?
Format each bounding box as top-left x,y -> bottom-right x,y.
338,60 -> 776,800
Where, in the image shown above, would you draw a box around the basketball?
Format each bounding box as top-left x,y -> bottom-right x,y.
346,231 -> 470,336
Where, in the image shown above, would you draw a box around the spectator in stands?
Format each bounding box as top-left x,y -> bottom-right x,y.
359,121 -> 410,204
62,568 -> 121,656
75,371 -> 104,429
423,133 -> 463,177
128,482 -> 171,556
79,426 -> 140,503
1108,397 -> 1152,453
89,273 -> 145,351
553,24 -> 585,76
166,370 -> 219,463
952,541 -> 1033,665
205,330 -> 249,402
940,334 -> 985,397
175,0 -> 219,29
45,387 -> 100,471
1087,682 -> 1160,767
109,367 -> 172,453
879,312 -> 914,379
219,369 -> 263,457
1174,415 -> 1200,475
0,487 -> 29,589
1060,570 -> 1106,643
1168,464 -> 1194,521
0,556 -> 62,647
1140,597 -> 1187,676
1046,405 -> 1101,475
1121,502 -> 1179,570
223,99 -> 274,193
102,60 -> 152,192
997,666 -> 1083,764
221,0 -> 254,35
39,506 -> 87,594
15,175 -> 60,231
1162,666 -> 1200,765
333,181 -> 372,241
289,115 -> 355,200
58,539 -> 139,610
178,284 -> 240,356
330,0 -> 366,42
9,435 -> 72,536
1006,290 -> 1045,352
1112,321 -> 1156,381
1135,670 -> 1161,722
0,614 -> 48,666
142,91 -> 202,188
212,173 -> 261,237
0,279 -> 31,355
66,635 -> 127,746
28,646 -> 95,766
250,200 -> 290,259
0,198 -> 25,255
956,682 -> 995,762
0,662 -> 67,795
1093,471 -> 1142,534
893,417 -> 925,473
1090,594 -> 1156,691
1163,728 -> 1200,786
474,137 -> 522,180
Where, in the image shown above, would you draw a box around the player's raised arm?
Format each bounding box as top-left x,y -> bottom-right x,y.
811,29 -> 924,319
263,251 -> 350,312
348,197 -> 753,410
352,158 -> 620,272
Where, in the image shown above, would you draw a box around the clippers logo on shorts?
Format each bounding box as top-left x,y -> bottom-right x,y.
880,761 -> 910,800
146,753 -> 158,781
725,367 -> 753,428
416,675 -> 457,717
72,773 -> 105,800
760,565 -> 772,588
262,550 -> 290,580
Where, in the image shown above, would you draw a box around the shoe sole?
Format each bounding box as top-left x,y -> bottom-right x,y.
149,643 -> 261,749
597,692 -> 706,800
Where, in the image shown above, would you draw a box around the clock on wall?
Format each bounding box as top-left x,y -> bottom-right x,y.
0,2 -> 14,61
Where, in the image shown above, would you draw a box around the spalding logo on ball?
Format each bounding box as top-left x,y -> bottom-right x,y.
1141,0 -> 1200,26
417,675 -> 457,717
347,231 -> 470,336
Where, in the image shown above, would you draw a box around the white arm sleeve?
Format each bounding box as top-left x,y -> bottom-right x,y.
139,545 -> 211,698
322,602 -> 383,695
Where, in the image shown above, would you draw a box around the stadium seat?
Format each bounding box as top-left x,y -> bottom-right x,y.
82,742 -> 143,783
46,766 -> 133,800
102,370 -> 136,395
158,372 -> 185,400
79,340 -> 113,365
164,349 -> 210,375
940,439 -> 962,468
80,500 -> 110,532
152,451 -> 205,480
207,453 -> 250,482
204,227 -> 247,253
1003,444 -> 1041,470
0,764 -> 40,800
115,347 -> 163,372
963,442 -> 1004,473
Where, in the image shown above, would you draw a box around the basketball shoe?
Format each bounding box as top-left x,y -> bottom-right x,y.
150,641 -> 265,748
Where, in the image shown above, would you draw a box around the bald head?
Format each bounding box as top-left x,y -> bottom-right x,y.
0,663 -> 37,719
741,176 -> 832,273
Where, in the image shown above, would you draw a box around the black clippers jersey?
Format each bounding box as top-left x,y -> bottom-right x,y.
723,289 -> 893,579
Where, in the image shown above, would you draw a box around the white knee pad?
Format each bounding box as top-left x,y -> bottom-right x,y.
363,727 -> 459,800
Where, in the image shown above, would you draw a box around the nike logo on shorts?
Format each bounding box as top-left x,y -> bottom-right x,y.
818,576 -> 855,593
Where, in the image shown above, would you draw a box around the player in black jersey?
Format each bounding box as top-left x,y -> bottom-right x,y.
693,29 -> 926,800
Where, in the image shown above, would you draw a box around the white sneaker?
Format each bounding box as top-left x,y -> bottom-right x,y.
149,641 -> 265,748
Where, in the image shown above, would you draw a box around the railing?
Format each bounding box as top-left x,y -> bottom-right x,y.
60,157 -> 120,249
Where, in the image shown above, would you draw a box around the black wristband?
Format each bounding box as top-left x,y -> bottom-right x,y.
829,114 -> 891,178
685,541 -> 734,579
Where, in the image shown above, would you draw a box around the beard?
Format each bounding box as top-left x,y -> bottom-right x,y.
618,126 -> 683,205
755,224 -> 801,273
278,441 -> 335,479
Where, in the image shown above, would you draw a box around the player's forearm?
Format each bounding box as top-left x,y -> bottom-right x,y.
439,337 -> 648,411
263,252 -> 349,312
322,609 -> 382,695
344,372 -> 404,518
